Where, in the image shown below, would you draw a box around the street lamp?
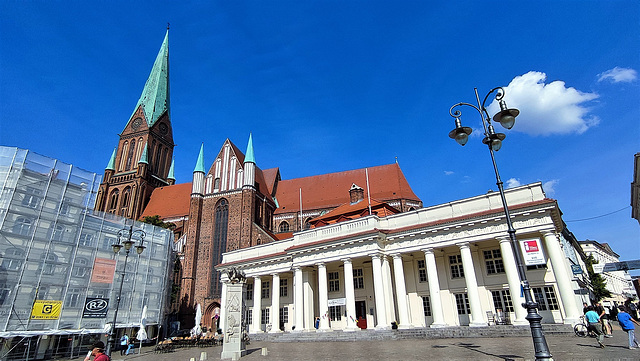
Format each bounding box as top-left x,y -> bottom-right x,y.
448,88 -> 552,361
105,225 -> 146,356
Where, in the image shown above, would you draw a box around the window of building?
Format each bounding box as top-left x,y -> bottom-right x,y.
329,305 -> 342,321
12,217 -> 33,236
491,289 -> 514,312
1,248 -> 24,271
79,233 -> 94,247
52,224 -> 65,242
214,178 -> 221,190
22,187 -> 42,209
279,279 -> 288,297
449,255 -> 465,278
65,288 -> 82,308
532,286 -> 559,311
303,219 -> 312,230
211,199 -> 228,298
72,258 -> 90,278
261,281 -> 270,299
126,139 -> 136,171
417,260 -> 427,282
484,249 -> 505,275
246,284 -> 253,300
108,190 -> 119,212
455,293 -> 470,315
60,198 -> 71,215
0,283 -> 10,306
279,307 -> 288,325
353,269 -> 364,289
245,309 -> 253,326
41,253 -> 58,275
261,308 -> 270,325
422,296 -> 432,316
526,264 -> 547,270
278,221 -> 290,233
328,271 -> 340,292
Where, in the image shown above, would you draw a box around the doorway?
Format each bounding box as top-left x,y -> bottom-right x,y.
355,300 -> 367,329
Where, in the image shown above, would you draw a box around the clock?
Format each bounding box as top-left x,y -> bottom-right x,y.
131,118 -> 143,130
159,123 -> 169,135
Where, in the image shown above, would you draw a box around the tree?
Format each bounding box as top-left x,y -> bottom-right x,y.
584,254 -> 612,301
140,215 -> 176,230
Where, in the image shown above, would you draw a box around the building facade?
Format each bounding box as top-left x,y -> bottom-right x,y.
0,147 -> 173,360
580,239 -> 637,303
216,183 -> 584,334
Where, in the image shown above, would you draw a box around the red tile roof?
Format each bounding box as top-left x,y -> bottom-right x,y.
140,182 -> 192,219
310,199 -> 400,226
274,163 -> 419,214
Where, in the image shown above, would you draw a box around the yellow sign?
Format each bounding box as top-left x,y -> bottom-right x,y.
31,300 -> 62,320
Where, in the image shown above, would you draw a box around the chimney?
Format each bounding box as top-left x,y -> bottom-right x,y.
349,183 -> 365,204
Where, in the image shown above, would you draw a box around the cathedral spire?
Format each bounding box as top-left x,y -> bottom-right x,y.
167,158 -> 175,180
131,29 -> 170,127
106,148 -> 117,171
194,143 -> 205,173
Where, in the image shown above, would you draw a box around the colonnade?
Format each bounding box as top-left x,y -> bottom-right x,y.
222,230 -> 581,333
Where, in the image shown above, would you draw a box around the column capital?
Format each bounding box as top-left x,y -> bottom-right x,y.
456,242 -> 470,250
292,266 -> 302,272
271,272 -> 280,278
540,229 -> 557,237
316,262 -> 326,269
341,257 -> 352,265
497,237 -> 511,245
253,275 -> 262,281
368,252 -> 383,260
421,247 -> 435,255
390,253 -> 403,260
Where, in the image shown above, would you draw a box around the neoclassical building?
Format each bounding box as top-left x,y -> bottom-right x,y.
216,183 -> 584,333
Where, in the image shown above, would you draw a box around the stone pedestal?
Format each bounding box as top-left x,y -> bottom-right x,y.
221,282 -> 247,360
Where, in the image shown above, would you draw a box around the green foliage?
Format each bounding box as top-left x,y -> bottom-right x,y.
585,255 -> 612,301
140,215 -> 176,230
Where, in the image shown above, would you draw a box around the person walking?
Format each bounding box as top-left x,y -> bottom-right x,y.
585,306 -> 605,348
617,305 -> 640,350
126,334 -> 135,355
119,334 -> 129,356
84,341 -> 110,361
596,302 -> 612,337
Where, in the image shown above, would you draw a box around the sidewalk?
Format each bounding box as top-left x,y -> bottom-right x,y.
100,331 -> 640,361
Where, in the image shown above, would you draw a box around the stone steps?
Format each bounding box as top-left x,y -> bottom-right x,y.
250,324 -> 573,343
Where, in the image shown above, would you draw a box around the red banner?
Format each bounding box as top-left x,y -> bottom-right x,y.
90,258 -> 116,283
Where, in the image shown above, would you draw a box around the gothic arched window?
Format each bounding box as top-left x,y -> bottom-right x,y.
211,199 -> 229,298
279,221 -> 290,233
119,141 -> 129,171
125,139 -> 136,171
108,190 -> 119,213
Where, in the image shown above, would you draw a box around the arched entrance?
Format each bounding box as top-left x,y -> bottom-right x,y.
204,302 -> 221,332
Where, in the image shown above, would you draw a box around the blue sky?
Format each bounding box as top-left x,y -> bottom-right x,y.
1,2 -> 639,270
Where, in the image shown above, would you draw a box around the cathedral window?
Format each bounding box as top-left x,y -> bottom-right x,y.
108,190 -> 119,213
120,188 -> 131,216
119,141 -> 128,171
303,218 -> 312,231
154,146 -> 162,174
278,221 -> 290,233
125,139 -> 136,171
135,137 -> 144,165
214,178 -> 221,191
210,199 -> 229,298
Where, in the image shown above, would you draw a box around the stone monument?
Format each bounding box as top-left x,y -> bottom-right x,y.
221,268 -> 247,360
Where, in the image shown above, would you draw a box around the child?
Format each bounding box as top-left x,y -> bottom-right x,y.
617,305 -> 640,350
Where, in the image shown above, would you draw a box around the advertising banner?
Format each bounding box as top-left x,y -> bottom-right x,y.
519,238 -> 546,266
31,300 -> 62,320
91,258 -> 117,283
83,297 -> 109,318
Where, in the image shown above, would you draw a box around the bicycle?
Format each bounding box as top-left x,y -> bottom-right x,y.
574,316 -> 595,337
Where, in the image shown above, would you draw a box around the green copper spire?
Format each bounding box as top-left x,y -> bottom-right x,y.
245,133 -> 255,164
167,158 -> 175,179
130,30 -> 170,127
194,144 -> 205,173
106,148 -> 117,170
138,142 -> 148,164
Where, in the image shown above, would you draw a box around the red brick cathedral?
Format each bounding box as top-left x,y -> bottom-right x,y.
98,31 -> 423,329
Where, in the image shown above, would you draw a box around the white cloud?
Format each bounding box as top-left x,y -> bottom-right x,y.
487,71 -> 599,136
598,67 -> 637,83
542,179 -> 558,196
505,178 -> 521,189
444,170 -> 454,176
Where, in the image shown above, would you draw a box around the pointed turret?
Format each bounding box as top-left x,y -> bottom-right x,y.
167,158 -> 176,185
243,134 -> 256,188
192,144 -> 205,195
130,30 -> 170,128
106,148 -> 117,171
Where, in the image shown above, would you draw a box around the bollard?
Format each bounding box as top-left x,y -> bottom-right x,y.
200,351 -> 207,360
261,347 -> 268,356
190,358 -> 196,361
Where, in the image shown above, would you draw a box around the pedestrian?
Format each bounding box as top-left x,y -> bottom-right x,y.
126,334 -> 135,355
582,302 -> 589,315
585,306 -> 605,348
120,334 -> 129,356
596,302 -> 612,337
84,341 -> 110,361
616,305 -> 640,350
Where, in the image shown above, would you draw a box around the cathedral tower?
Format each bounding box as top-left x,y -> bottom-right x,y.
95,30 -> 174,220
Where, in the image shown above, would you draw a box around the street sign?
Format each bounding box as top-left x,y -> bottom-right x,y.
592,260 -> 640,273
571,264 -> 583,275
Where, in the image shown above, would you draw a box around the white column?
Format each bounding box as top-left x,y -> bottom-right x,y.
542,231 -> 581,324
381,256 -> 396,326
370,254 -> 388,329
270,273 -> 281,333
342,258 -> 358,331
293,267 -> 304,332
458,243 -> 487,327
498,238 -> 527,325
423,248 -> 446,327
317,263 -> 331,331
391,254 -> 411,329
252,276 -> 262,333
220,282 -> 227,332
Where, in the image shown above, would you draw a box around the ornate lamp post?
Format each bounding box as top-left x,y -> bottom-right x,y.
105,225 -> 146,356
448,88 -> 552,361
